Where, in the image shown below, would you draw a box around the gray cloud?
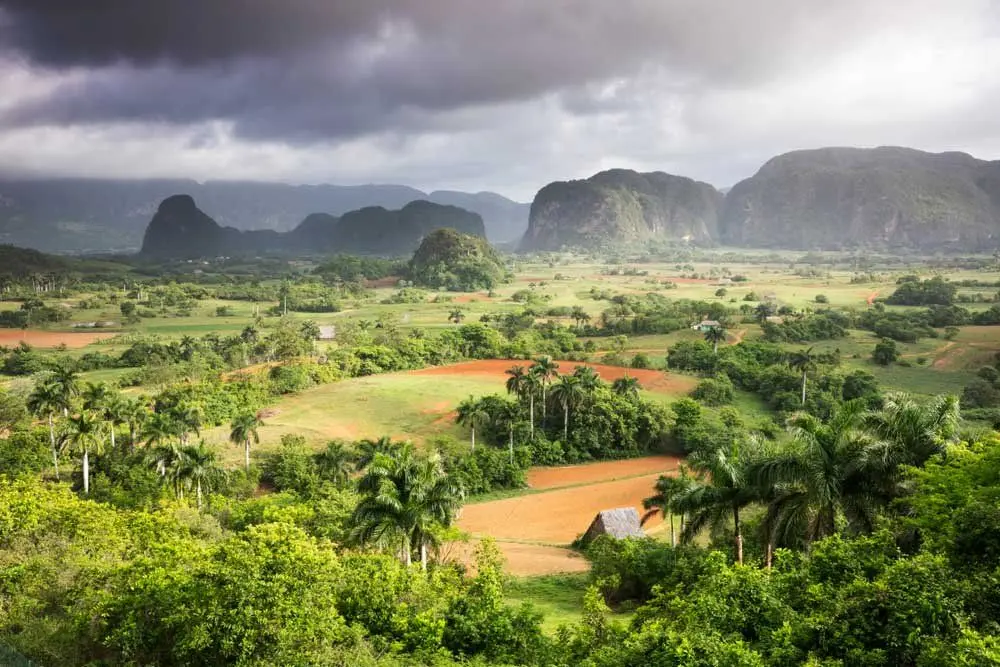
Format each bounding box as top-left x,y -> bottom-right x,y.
0,0 -> 997,197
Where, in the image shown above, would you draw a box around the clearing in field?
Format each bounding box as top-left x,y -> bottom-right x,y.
0,329 -> 115,348
409,359 -> 697,395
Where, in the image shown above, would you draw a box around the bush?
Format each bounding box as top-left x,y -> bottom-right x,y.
631,352 -> 652,369
815,294 -> 829,304
872,339 -> 900,366
962,379 -> 1000,409
691,375 -> 734,406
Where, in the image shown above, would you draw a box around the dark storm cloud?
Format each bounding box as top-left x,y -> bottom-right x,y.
0,0 -> 892,141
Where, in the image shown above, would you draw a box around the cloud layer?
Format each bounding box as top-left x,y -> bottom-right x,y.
1,0 -> 998,198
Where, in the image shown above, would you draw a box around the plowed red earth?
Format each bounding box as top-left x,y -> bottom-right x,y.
459,472 -> 672,543
0,330 -> 114,348
409,360 -> 696,395
527,455 -> 679,490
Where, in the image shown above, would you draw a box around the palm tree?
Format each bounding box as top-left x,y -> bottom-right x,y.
671,443 -> 761,564
611,375 -> 641,398
314,440 -> 354,487
121,397 -> 149,452
27,381 -> 64,479
170,403 -> 202,445
448,310 -> 465,324
642,467 -> 696,547
66,410 -> 104,495
47,366 -> 80,417
788,347 -> 817,405
352,446 -> 463,570
142,411 -> 179,449
229,412 -> 263,472
550,375 -> 585,442
496,400 -> 520,464
147,440 -> 184,490
530,356 -> 559,426
860,393 -> 960,469
573,366 -> 603,394
750,402 -> 889,549
355,436 -> 398,471
505,365 -> 534,436
704,325 -> 727,354
176,442 -> 225,510
456,397 -> 491,451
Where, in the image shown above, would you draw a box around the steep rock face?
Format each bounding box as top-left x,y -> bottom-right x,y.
139,196 -> 486,258
720,147 -> 1000,250
521,169 -> 723,250
427,190 -> 529,243
140,195 -> 231,258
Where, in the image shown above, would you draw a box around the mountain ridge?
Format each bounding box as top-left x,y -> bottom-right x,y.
524,147 -> 1000,251
0,178 -> 527,253
139,195 -> 487,259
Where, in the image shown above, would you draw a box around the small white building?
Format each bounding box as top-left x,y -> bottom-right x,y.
318,325 -> 336,340
691,319 -> 721,332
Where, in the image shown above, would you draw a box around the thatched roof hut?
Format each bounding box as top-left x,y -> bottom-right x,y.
580,507 -> 645,546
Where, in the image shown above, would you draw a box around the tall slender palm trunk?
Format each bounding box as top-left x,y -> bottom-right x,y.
82,448 -> 90,495
508,427 -> 514,463
197,480 -> 203,510
245,438 -> 251,472
801,371 -> 807,405
471,427 -> 476,451
420,542 -> 428,571
563,404 -> 569,441
47,415 -> 59,480
733,505 -> 744,565
529,394 -> 534,437
669,513 -> 676,547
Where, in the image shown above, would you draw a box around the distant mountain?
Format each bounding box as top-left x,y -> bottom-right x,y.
521,148 -> 1000,252
720,147 -> 1000,250
426,190 -> 529,243
139,195 -> 486,259
0,179 -> 526,253
521,169 -> 723,251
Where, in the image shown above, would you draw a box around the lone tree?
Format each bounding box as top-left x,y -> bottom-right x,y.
229,412 -> 263,472
788,347 -> 817,405
456,396 -> 490,451
704,325 -> 727,354
872,338 -> 900,366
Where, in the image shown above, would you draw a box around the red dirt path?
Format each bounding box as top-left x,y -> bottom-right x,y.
527,455 -> 679,490
866,290 -> 879,306
0,329 -> 114,348
409,360 -> 697,395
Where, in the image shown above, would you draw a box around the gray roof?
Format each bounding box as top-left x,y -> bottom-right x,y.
582,507 -> 644,544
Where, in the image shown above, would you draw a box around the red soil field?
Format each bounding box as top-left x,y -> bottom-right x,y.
866,290 -> 879,305
409,360 -> 697,395
527,455 -> 679,490
0,329 -> 114,348
458,471 -> 670,544
452,292 -> 495,303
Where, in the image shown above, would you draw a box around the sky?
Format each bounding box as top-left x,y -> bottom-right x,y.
0,0 -> 999,200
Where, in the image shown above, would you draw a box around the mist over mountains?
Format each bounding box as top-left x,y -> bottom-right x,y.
4,146 -> 1000,256
0,179 -> 528,253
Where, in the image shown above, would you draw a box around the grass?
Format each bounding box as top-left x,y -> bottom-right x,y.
201,371 -> 503,464
506,573 -> 637,633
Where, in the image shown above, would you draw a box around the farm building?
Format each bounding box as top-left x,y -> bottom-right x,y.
580,508 -> 645,546
318,325 -> 336,340
691,319 -> 721,332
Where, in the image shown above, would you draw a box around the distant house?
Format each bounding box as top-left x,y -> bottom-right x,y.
763,292 -> 779,302
765,315 -> 785,325
691,319 -> 721,332
715,278 -> 733,286
580,508 -> 645,546
318,325 -> 336,340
